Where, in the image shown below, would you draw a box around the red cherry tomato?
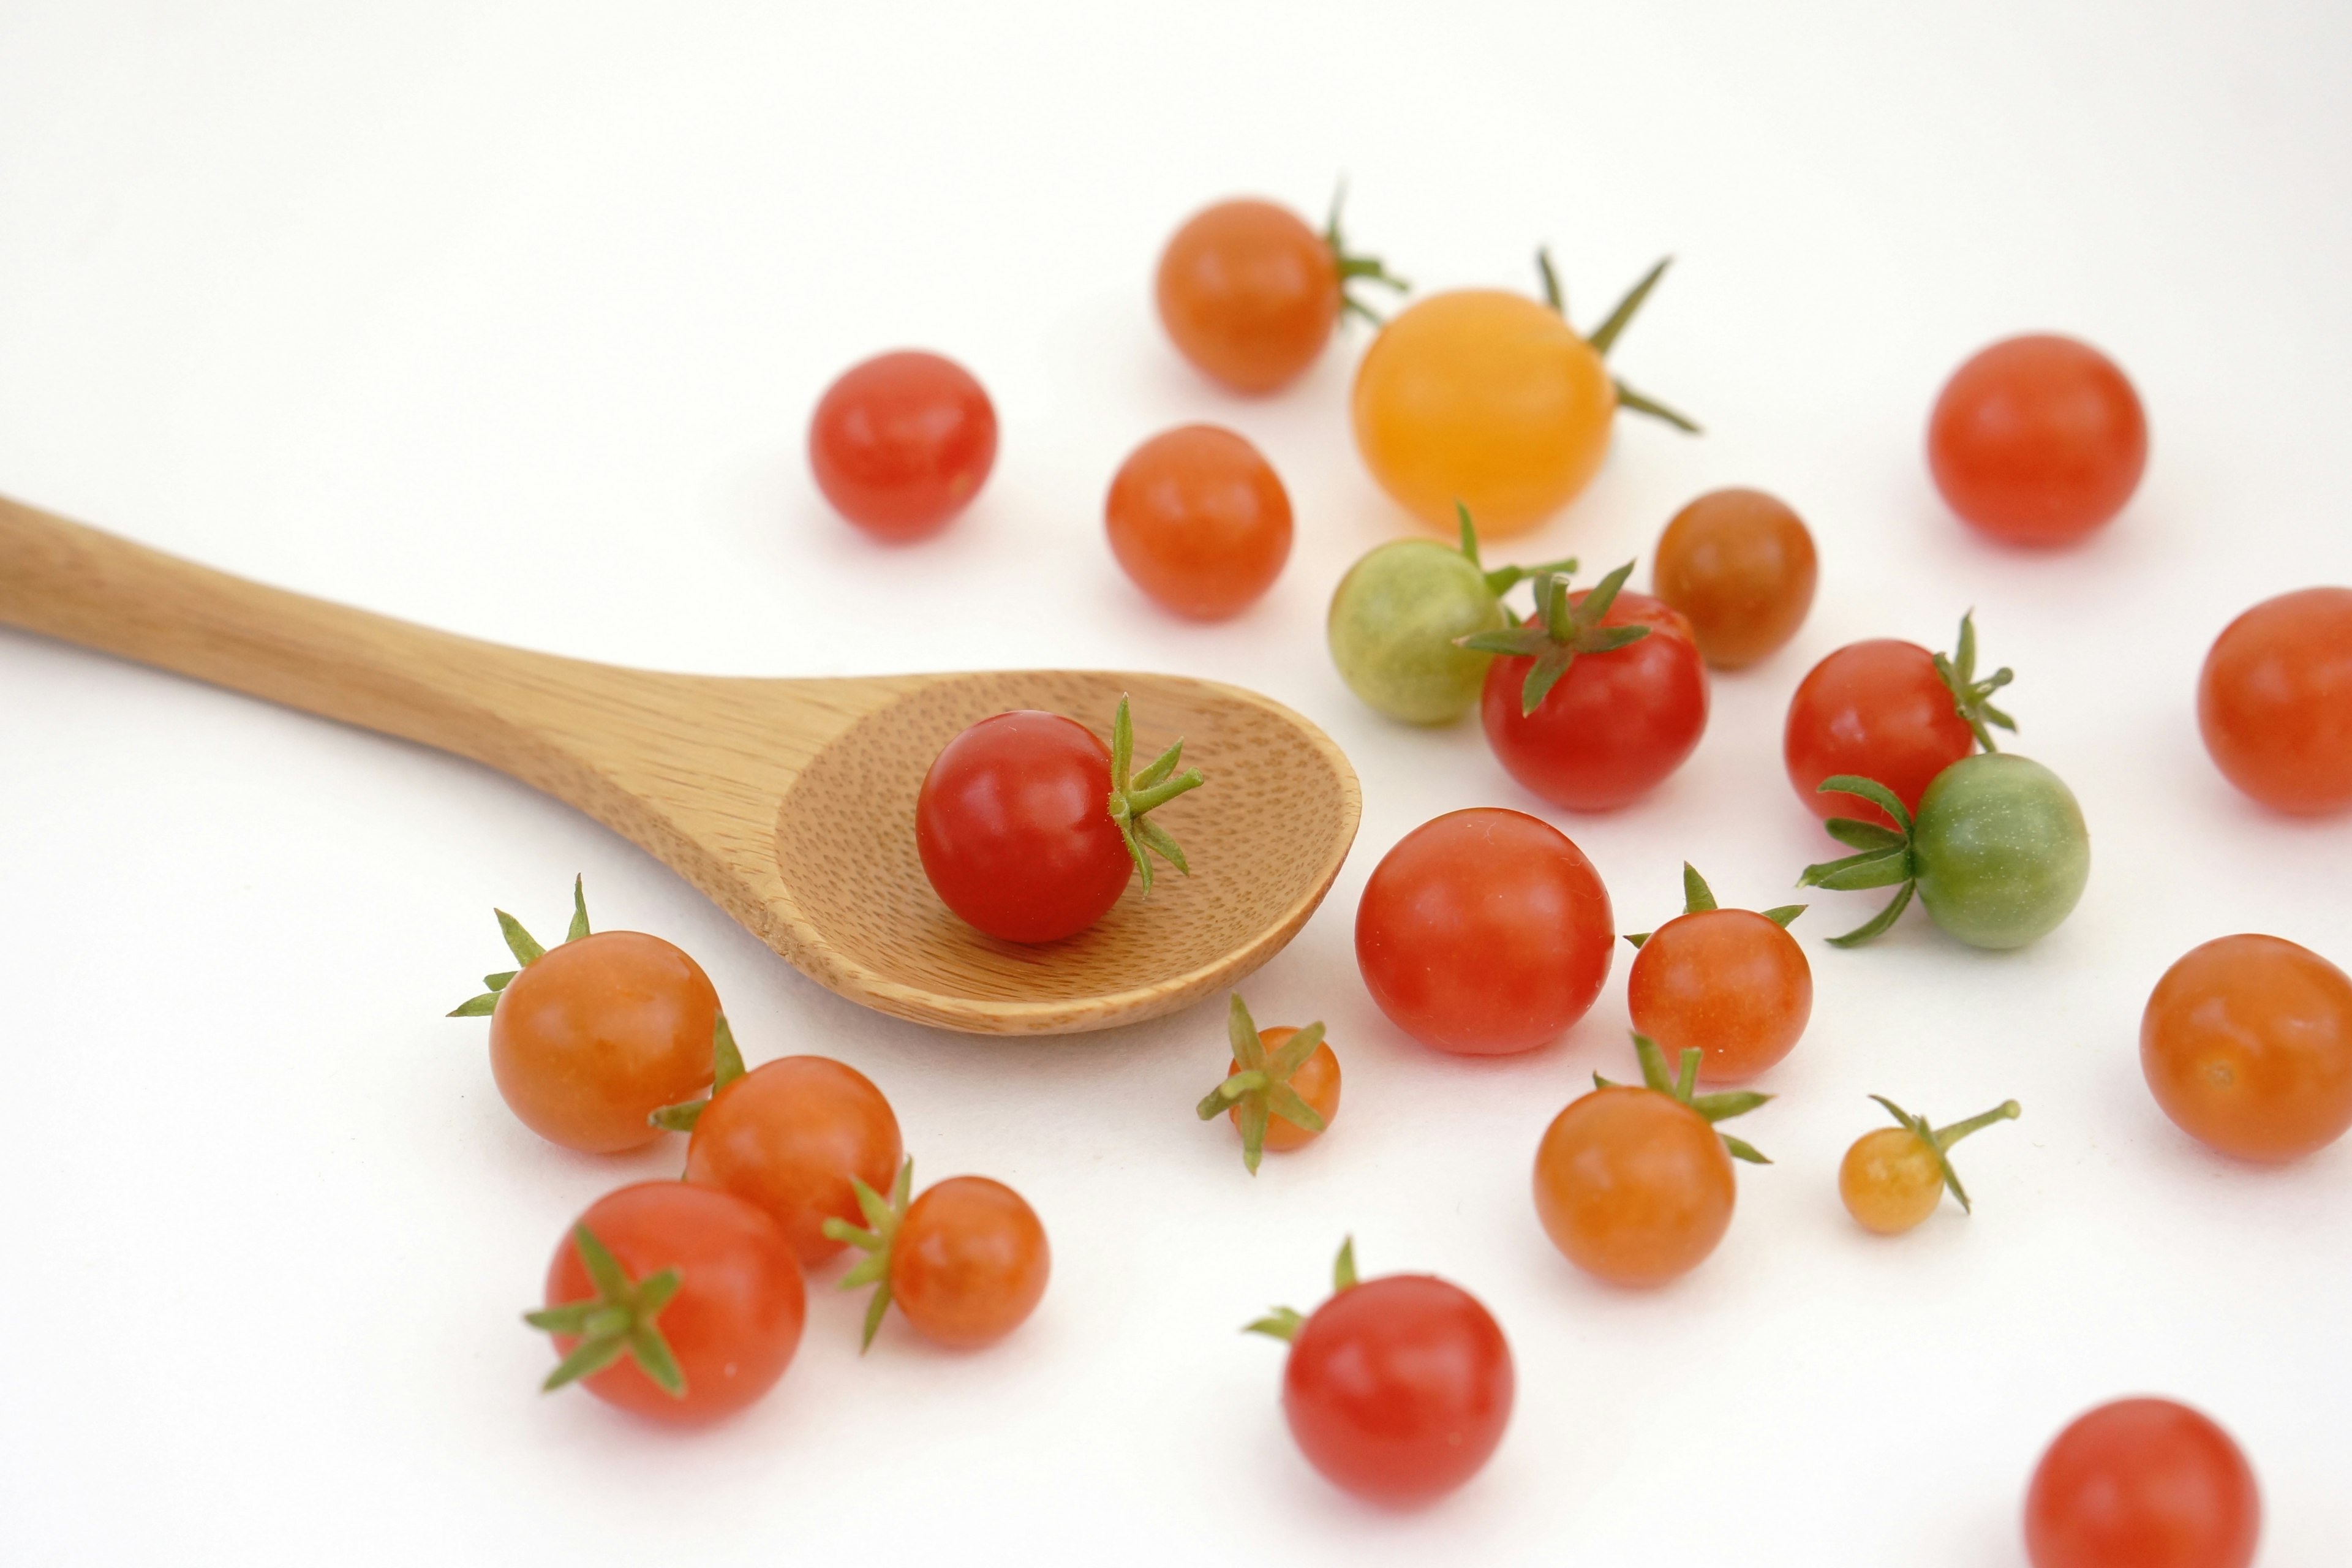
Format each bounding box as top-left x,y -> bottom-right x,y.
1104,424 -> 1293,619
685,1056 -> 903,1265
2025,1397 -> 2260,1568
2141,933 -> 2352,1163
1276,1261 -> 1513,1506
1480,588 -> 1708,811
1784,639 -> 1975,829
808,350 -> 998,541
2196,586 -> 2352,815
533,1181 -> 805,1425
1929,334 -> 2147,546
1355,808 -> 1615,1055
489,930 -> 717,1154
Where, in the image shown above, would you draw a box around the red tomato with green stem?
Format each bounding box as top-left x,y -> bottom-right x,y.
1247,1239 -> 1513,1507
1105,424 -> 1292,619
826,1160 -> 1050,1350
808,350 -> 997,541
1929,334 -> 2147,547
1624,864 -> 1809,1083
447,877 -> 718,1155
1783,611 -> 2019,831
1467,564 -> 1708,810
526,1181 -> 805,1425
2025,1397 -> 2259,1568
2196,586 -> 2352,815
916,697 -> 1204,943
1195,993 -> 1340,1173
1355,807 -> 1615,1055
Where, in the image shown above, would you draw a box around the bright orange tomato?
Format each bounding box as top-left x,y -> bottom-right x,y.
1627,909 -> 1811,1082
490,931 -> 717,1153
891,1177 -> 1051,1349
1532,1088 -> 1734,1287
1352,290 -> 1615,536
685,1056 -> 903,1266
1231,1025 -> 1343,1155
1105,424 -> 1292,619
2141,934 -> 2352,1162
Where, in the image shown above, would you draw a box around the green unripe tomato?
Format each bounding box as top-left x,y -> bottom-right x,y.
1912,753 -> 2089,949
1327,540 -> 1504,724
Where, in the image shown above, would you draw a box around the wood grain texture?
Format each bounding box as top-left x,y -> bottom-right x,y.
0,494 -> 1362,1033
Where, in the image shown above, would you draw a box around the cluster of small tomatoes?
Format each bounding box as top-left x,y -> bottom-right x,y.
528,185 -> 2352,1562
449,879 -> 1049,1423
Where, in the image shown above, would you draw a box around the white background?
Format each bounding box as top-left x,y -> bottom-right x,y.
3,3 -> 2348,1563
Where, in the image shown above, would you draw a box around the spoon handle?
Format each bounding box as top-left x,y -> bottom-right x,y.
0,492 -> 610,780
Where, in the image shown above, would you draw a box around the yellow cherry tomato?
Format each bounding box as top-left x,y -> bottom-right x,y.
1838,1095 -> 2020,1235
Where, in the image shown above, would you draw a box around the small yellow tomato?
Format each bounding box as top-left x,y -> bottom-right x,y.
1838,1095 -> 2020,1235
1351,291 -> 1616,537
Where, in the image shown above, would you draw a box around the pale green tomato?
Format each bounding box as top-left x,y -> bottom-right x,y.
1913,753 -> 2090,949
1327,541 -> 1503,723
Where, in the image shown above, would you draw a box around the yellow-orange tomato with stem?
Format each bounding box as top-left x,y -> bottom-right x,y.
1624,864 -> 1811,1083
1651,488 -> 1819,668
1351,253 -> 1694,537
1839,1095 -> 2020,1234
2141,933 -> 2352,1162
1196,995 -> 1341,1172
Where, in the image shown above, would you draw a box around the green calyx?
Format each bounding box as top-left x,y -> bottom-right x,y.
1869,1095 -> 2021,1214
1243,1237 -> 1359,1344
1105,695 -> 1207,897
1534,247 -> 1700,434
1457,560 -> 1652,716
1796,776 -> 1922,946
523,1222 -> 687,1398
448,874 -> 591,1016
1453,502 -> 1577,600
1325,181 -> 1409,326
1625,863 -> 1806,948
1594,1033 -> 1773,1164
647,1012 -> 748,1134
821,1157 -> 917,1351
1932,611 -> 2018,754
1196,993 -> 1330,1175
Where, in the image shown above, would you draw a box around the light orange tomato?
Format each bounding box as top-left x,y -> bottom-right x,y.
2141,934 -> 2352,1162
1532,1087 -> 1735,1287
490,931 -> 717,1154
1231,1025 -> 1343,1155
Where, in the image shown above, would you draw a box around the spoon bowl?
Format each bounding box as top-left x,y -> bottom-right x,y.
0,496 -> 1360,1033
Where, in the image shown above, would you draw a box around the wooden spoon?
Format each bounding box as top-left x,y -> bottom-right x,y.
0,496 -> 1360,1035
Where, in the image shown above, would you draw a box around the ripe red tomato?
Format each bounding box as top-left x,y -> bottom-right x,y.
827,1162 -> 1051,1350
2025,1398 -> 2260,1568
489,930 -> 717,1154
1256,1243 -> 1513,1506
685,1055 -> 903,1265
530,1181 -> 805,1425
2196,586 -> 2352,814
1784,640 -> 1970,829
1355,808 -> 1614,1055
808,350 -> 998,540
1478,581 -> 1708,811
1154,195 -> 1401,393
1928,334 -> 2147,546
915,700 -> 1202,943
2141,934 -> 2352,1163
1104,424 -> 1292,619
1626,869 -> 1810,1082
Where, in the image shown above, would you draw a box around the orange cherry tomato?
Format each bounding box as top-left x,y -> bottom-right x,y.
1626,868 -> 1810,1083
1104,424 -> 1293,619
1651,488 -> 1818,668
2141,934 -> 2352,1162
1533,1088 -> 1733,1287
2196,587 -> 2352,815
1156,200 -> 1337,393
1928,334 -> 2147,546
1238,1027 -> 1342,1154
1838,1095 -> 2019,1234
491,930 -> 717,1154
891,1177 -> 1051,1349
685,1055 -> 903,1266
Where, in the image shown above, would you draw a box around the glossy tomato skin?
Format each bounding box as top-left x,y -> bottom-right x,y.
1929,334 -> 2147,546
1105,424 -> 1292,619
1784,638 -> 1976,830
2196,587 -> 2352,815
1482,590 -> 1708,811
889,1177 -> 1050,1349
1839,1128 -> 1945,1234
1533,1088 -> 1736,1286
1327,540 -> 1505,723
1283,1274 -> 1513,1506
1355,809 -> 1614,1055
491,931 -> 717,1154
1651,488 -> 1818,668
1352,290 -> 1615,536
543,1182 -> 805,1425
686,1056 -> 903,1265
2025,1398 -> 2259,1568
1627,910 -> 1811,1082
1232,1027 -> 1343,1153
916,710 -> 1130,943
808,350 -> 997,540
2141,934 -> 2352,1163
1155,200 -> 1338,394
1912,754 -> 2090,950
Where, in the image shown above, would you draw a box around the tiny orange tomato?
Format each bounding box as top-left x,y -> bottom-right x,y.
1196,995 -> 1341,1172
1839,1095 -> 2020,1234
